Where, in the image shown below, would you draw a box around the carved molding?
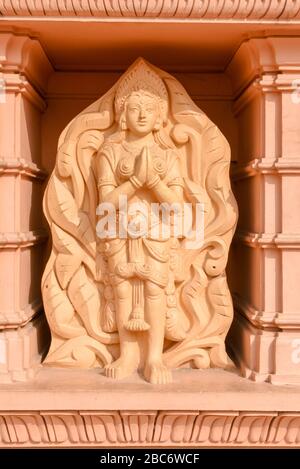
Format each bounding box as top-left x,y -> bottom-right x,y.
0,158 -> 48,180
229,312 -> 300,384
0,32 -> 53,94
227,38 -> 300,99
231,74 -> 300,117
0,298 -> 43,328
233,293 -> 300,329
232,77 -> 300,118
0,410 -> 300,447
2,74 -> 48,112
0,314 -> 49,382
0,229 -> 48,249
231,158 -> 300,181
1,0 -> 300,20
234,230 -> 300,249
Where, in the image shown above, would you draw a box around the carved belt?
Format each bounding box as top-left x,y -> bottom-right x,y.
113,262 -> 168,288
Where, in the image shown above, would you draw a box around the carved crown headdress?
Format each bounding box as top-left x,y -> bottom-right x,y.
114,59 -> 169,121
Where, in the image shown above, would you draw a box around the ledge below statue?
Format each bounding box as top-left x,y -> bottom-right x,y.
0,368 -> 299,447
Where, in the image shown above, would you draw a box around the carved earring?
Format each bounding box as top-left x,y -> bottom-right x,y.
121,119 -> 127,131
154,119 -> 162,131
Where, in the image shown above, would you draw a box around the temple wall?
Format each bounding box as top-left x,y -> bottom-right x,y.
0,12 -> 300,446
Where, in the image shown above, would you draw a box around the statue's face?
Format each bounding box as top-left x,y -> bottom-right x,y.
125,92 -> 160,136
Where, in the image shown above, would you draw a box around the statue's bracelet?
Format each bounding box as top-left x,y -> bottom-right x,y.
130,175 -> 143,189
147,175 -> 161,189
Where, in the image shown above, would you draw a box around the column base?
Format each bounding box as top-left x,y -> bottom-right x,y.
228,312 -> 300,385
0,314 -> 50,384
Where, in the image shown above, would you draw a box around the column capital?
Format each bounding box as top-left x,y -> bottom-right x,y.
227,37 -> 300,96
0,32 -> 53,94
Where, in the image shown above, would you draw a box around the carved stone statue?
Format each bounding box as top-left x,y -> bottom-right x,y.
42,58 -> 238,384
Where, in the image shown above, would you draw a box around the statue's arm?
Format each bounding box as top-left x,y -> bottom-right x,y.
97,152 -> 137,208
149,179 -> 183,205
148,154 -> 184,204
99,181 -> 137,207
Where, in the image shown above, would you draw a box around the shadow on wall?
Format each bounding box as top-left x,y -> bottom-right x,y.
24,93 -> 51,359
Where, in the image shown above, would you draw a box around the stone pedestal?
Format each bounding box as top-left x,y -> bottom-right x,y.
0,368 -> 300,447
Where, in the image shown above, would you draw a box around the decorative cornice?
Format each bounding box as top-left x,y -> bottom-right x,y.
0,410 -> 299,447
233,293 -> 300,329
1,1 -> 300,20
0,229 -> 48,249
0,158 -> 48,180
234,230 -> 300,249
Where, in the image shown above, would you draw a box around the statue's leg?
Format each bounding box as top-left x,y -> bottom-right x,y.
105,243 -> 140,380
143,280 -> 172,384
105,279 -> 140,379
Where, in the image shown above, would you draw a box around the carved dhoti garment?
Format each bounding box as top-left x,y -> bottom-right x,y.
97,140 -> 183,331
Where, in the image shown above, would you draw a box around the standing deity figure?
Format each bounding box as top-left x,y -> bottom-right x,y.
42,59 -> 238,384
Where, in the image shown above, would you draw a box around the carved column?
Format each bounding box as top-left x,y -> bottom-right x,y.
227,37 -> 300,384
0,33 -> 53,382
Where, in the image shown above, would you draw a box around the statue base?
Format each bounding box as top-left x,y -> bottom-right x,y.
0,367 -> 299,447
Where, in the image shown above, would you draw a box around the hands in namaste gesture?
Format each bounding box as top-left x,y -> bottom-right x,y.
133,147 -> 161,189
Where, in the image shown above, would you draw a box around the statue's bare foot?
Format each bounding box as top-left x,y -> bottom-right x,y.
144,361 -> 172,384
105,356 -> 136,380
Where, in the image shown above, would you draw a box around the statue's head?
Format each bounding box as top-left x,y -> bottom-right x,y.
115,60 -> 168,137
122,90 -> 163,136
